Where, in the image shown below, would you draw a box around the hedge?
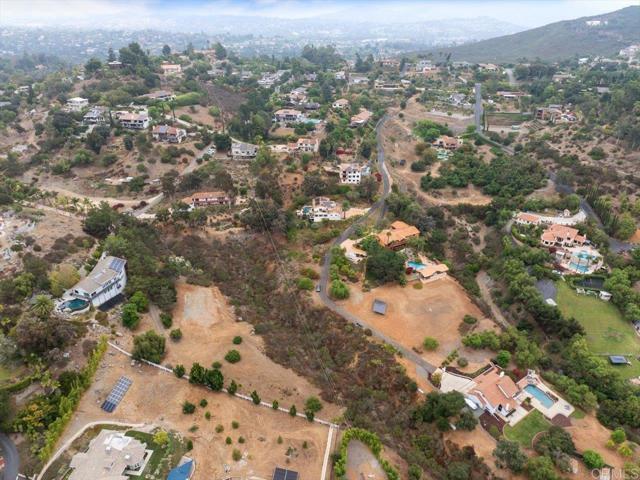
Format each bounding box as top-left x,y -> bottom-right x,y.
173,92 -> 203,107
333,427 -> 399,480
37,336 -> 108,461
0,375 -> 34,394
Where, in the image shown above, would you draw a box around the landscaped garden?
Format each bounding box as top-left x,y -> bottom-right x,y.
503,410 -> 550,448
125,430 -> 189,480
556,281 -> 640,379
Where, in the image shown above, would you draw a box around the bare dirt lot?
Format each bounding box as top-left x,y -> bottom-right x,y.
65,350 -> 330,480
133,282 -> 343,421
337,277 -> 498,370
398,97 -> 474,135
345,439 -> 386,480
568,414 -> 626,470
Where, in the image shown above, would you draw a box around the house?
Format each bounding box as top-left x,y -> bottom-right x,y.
152,125 -> 187,143
339,163 -> 370,184
478,63 -> 499,72
145,90 -> 175,102
335,71 -> 346,81
182,191 -> 231,208
231,141 -> 258,160
377,221 -> 420,250
416,60 -> 434,71
83,106 -> 109,126
117,111 -> 149,130
65,97 -> 89,112
340,238 -> 367,263
349,75 -> 369,86
107,60 -> 123,69
496,91 -> 527,99
288,87 -> 307,103
160,63 -> 182,75
350,109 -> 373,127
332,98 -> 349,109
515,212 -> 541,226
62,254 -> 126,309
407,256 -> 449,283
297,197 -> 344,222
295,137 -> 319,153
273,108 -> 305,123
535,106 -> 563,123
69,429 -> 151,480
380,58 -> 400,69
302,102 -> 320,111
432,135 -> 462,150
374,80 -> 403,91
541,224 -> 586,248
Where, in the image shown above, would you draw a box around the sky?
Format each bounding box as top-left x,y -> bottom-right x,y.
0,0 -> 637,29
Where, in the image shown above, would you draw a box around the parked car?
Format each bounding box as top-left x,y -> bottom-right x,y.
315,284 -> 321,293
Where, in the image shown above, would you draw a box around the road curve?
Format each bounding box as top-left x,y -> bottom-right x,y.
318,115 -> 436,376
0,433 -> 19,480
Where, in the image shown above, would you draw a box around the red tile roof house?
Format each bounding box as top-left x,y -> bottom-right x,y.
152,125 -> 187,143
541,224 -> 586,248
515,212 -> 542,226
377,221 -> 420,250
182,191 -> 231,208
432,135 -> 462,150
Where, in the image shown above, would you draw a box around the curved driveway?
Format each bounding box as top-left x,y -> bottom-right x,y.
318,115 -> 436,377
0,433 -> 19,480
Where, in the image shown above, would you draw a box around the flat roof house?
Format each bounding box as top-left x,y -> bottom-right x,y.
273,108 -> 305,123
231,141 -> 258,160
377,221 -> 420,250
83,106 -> 109,126
297,196 -> 344,222
182,191 -> 231,208
117,111 -> 149,130
339,163 -> 370,184
152,125 -> 186,143
332,98 -> 349,109
541,224 -> 586,248
69,429 -> 151,480
64,254 -> 127,309
296,137 -> 319,153
145,90 -> 175,102
515,212 -> 541,226
66,97 -> 89,112
160,63 -> 182,75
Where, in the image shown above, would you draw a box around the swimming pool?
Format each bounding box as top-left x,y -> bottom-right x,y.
569,263 -> 589,274
61,298 -> 89,312
407,261 -> 425,270
524,384 -> 555,409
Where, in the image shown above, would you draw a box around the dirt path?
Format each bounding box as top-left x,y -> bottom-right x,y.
345,440 -> 386,480
476,271 -> 510,329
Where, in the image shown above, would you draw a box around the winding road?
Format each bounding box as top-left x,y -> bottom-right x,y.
0,433 -> 19,480
318,115 -> 437,378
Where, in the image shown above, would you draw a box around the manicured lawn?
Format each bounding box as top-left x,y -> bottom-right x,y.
556,281 -> 640,379
503,410 -> 550,448
125,430 -> 187,480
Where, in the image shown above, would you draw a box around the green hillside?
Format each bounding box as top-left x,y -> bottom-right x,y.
424,6 -> 640,63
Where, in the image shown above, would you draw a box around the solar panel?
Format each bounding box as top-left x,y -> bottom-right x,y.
109,257 -> 125,271
101,376 -> 132,412
273,467 -> 299,480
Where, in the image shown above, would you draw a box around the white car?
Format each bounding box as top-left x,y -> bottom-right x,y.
205,146 -> 216,156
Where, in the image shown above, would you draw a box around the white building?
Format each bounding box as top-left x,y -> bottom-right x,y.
231,141 -> 258,160
152,125 -> 187,143
83,106 -> 109,125
117,111 -> 149,130
297,197 -> 344,222
62,254 -> 127,309
339,163 -> 370,184
273,108 -> 305,123
332,98 -> 349,109
66,97 -> 89,112
160,63 -> 182,75
295,137 -> 319,153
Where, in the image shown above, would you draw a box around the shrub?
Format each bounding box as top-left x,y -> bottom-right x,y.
238,436 -> 245,444
618,443 -> 633,457
496,350 -> 511,368
463,314 -> 477,325
297,277 -> 314,291
456,357 -> 469,368
423,337 -> 439,351
121,303 -> 140,329
611,428 -> 626,444
132,331 -> 165,363
225,349 -> 241,363
232,420 -> 239,429
182,401 -> 196,414
160,313 -> 173,328
232,336 -> 242,345
215,424 -> 224,433
212,361 -> 222,369
227,380 -> 238,395
170,328 -> 183,341
129,291 -> 149,312
289,405 -> 297,416
225,436 -> 232,445
272,400 -> 279,409
251,390 -> 261,405
277,435 -> 283,444
329,279 -> 349,299
205,411 -> 211,420
582,450 -> 605,469
199,399 -> 208,408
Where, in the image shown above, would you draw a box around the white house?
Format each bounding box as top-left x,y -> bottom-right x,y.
339,163 -> 370,184
350,109 -> 373,127
332,98 -> 350,109
116,111 -> 149,130
66,97 -> 89,112
297,197 -> 344,222
295,137 -> 319,153
152,125 -> 187,143
83,106 -> 109,125
273,108 -> 305,123
160,63 -> 182,75
63,254 -> 127,309
231,141 -> 258,160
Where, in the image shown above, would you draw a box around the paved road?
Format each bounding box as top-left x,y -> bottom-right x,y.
0,433 -> 19,480
474,83 -> 483,134
318,115 -> 436,376
505,68 -> 517,87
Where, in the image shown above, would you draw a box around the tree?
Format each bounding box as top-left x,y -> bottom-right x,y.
107,47 -> 116,62
329,279 -> 349,299
496,350 -> 511,368
454,410 -> 477,431
251,390 -> 261,405
301,173 -> 328,196
83,202 -> 117,238
365,247 -> 405,284
408,465 -> 422,480
616,212 -> 636,240
14,315 -> 75,356
289,405 -> 297,416
534,426 -> 575,460
224,349 -> 241,363
124,135 -> 134,151
203,368 -> 224,391
304,396 -> 322,416
153,430 -> 169,446
170,328 -> 182,341
173,364 -> 185,378
213,133 -> 231,151
31,295 -> 53,320
493,439 -> 527,473
162,44 -> 171,56
526,456 -> 559,480
122,303 -> 140,329
84,57 -> 102,75
213,42 -> 227,59
132,330 -> 166,363
582,450 -> 604,469
422,337 -> 439,351
182,401 -> 196,414
358,176 -> 379,202
611,427 -> 626,444
227,379 -> 238,395
129,291 -> 149,312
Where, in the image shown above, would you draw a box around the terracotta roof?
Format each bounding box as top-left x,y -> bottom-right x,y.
516,212 -> 540,223
471,366 -> 519,410
377,221 -> 420,247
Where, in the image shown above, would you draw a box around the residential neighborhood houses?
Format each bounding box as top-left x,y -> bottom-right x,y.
152,125 -> 187,143
332,98 -> 349,109
231,141 -> 258,160
273,108 -> 306,124
182,191 -> 232,208
65,96 -> 88,112
297,196 -> 344,222
350,108 -> 373,127
115,110 -> 150,130
377,221 -> 420,250
339,163 -> 370,184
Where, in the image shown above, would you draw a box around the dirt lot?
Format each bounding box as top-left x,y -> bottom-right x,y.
398,97 -> 474,135
64,350 -> 330,480
345,439 -> 386,480
568,414 -> 626,470
131,282 -> 343,421
174,106 -> 222,130
337,277 -> 498,370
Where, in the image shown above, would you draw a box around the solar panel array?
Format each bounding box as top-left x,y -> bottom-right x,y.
273,468 -> 299,480
109,257 -> 126,271
101,376 -> 132,412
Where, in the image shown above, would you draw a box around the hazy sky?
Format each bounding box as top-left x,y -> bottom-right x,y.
0,0 -> 637,28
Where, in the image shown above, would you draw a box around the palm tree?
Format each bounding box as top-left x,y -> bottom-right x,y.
32,295 -> 54,320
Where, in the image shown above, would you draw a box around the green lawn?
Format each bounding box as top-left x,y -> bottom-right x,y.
125,430 -> 187,480
504,410 -> 550,448
556,281 -> 640,379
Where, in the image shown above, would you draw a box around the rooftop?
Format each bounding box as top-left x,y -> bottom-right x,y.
74,255 -> 126,295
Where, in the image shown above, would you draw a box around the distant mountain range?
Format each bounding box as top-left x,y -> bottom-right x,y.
421,6 -> 640,63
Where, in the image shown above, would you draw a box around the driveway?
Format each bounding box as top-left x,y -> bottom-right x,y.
0,433 -> 18,480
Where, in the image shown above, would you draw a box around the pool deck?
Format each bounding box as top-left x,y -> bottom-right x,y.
515,375 -> 574,421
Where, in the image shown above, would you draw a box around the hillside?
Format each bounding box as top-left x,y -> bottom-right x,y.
423,6 -> 640,63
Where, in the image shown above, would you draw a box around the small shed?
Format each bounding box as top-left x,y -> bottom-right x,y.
372,299 -> 387,315
609,355 -> 630,365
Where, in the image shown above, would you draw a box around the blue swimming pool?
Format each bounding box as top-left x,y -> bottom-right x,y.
569,263 -> 589,273
524,384 -> 555,408
62,298 -> 89,312
408,261 -> 425,270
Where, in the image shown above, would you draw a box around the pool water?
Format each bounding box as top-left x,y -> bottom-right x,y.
408,261 -> 425,270
524,384 -> 555,409
576,251 -> 596,260
63,298 -> 89,311
569,263 -> 589,273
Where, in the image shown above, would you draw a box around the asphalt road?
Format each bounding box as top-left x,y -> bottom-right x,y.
318,115 -> 436,376
474,83 -> 483,134
0,433 -> 19,480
